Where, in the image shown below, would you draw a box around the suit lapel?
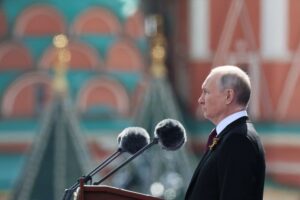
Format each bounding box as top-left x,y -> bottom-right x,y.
185,148 -> 215,197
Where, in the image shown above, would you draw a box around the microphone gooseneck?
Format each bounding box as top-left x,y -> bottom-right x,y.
79,127 -> 150,184
62,127 -> 150,200
93,138 -> 158,185
62,150 -> 122,200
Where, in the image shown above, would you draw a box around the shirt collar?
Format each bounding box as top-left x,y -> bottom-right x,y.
216,110 -> 248,135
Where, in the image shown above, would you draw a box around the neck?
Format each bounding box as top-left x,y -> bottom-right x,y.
212,105 -> 246,125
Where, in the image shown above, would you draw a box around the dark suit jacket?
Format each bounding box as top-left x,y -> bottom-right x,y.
185,117 -> 265,200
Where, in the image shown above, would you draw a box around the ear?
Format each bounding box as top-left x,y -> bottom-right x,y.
225,89 -> 234,104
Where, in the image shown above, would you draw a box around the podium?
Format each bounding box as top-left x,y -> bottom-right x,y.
74,179 -> 163,200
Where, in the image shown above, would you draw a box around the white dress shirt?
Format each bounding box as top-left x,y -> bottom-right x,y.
216,110 -> 248,136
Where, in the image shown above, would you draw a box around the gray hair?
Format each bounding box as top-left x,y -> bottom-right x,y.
211,65 -> 251,106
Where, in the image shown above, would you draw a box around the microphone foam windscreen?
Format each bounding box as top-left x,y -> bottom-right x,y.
119,127 -> 150,154
154,119 -> 187,151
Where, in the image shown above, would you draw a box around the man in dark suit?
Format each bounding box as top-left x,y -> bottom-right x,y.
185,65 -> 265,200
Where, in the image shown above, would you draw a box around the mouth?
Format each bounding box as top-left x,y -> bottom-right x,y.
196,110 -> 206,120
200,106 -> 205,112
196,106 -> 205,117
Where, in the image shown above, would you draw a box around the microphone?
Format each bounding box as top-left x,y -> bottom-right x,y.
154,118 -> 187,151
62,127 -> 150,200
93,119 -> 187,185
118,127 -> 150,154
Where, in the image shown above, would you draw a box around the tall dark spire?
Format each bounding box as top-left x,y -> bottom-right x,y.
9,35 -> 92,200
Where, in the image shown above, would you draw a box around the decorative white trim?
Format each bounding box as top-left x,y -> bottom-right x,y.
189,0 -> 210,60
267,162 -> 300,175
261,0 -> 289,59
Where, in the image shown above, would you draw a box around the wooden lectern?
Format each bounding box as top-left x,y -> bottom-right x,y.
74,179 -> 163,200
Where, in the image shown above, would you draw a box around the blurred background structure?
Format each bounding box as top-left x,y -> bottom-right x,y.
1,0 -> 300,199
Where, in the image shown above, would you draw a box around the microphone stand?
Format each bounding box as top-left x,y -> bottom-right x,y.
93,138 -> 159,185
62,149 -> 123,200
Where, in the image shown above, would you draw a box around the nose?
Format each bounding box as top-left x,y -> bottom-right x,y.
198,93 -> 204,105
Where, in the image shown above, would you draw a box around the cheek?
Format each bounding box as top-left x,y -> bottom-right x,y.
205,95 -> 223,111
205,95 -> 216,106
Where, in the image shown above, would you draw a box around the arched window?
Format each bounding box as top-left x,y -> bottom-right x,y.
39,41 -> 102,70
1,72 -> 53,118
0,10 -> 7,38
72,7 -> 121,35
77,77 -> 130,117
106,38 -> 144,72
0,41 -> 33,70
124,11 -> 145,39
14,4 -> 65,36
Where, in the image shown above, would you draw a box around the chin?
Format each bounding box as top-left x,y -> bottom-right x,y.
204,113 -> 214,122
203,113 -> 209,120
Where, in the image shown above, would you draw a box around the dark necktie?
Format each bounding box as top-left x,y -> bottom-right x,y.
206,129 -> 217,151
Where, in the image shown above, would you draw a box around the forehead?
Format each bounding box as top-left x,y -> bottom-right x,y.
202,73 -> 220,89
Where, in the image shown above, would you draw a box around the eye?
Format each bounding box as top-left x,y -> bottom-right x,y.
203,89 -> 209,95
